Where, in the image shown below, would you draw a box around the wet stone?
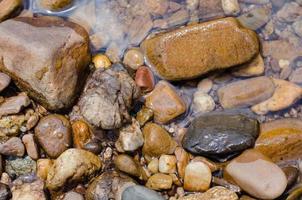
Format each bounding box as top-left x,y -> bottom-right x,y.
192,91 -> 215,113
22,134 -> 39,160
62,191 -> 84,200
237,6 -> 271,30
289,67 -> 302,84
282,166 -> 299,188
136,107 -> 153,127
71,120 -> 93,149
39,0 -> 73,11
182,111 -> 259,160
231,54 -> 265,77
114,154 -> 141,177
36,159 -> 53,181
122,185 -> 165,200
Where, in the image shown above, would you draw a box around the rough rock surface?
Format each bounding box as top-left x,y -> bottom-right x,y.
122,185 -> 165,200
12,176 -> 46,200
179,186 -> 238,200
0,16 -> 91,110
142,17 -> 259,80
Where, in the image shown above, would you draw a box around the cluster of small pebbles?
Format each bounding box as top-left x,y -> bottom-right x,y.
0,0 -> 301,199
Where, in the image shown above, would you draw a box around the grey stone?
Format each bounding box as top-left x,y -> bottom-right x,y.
122,185 -> 165,200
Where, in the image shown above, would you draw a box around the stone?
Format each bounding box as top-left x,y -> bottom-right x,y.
12,177 -> 46,200
5,156 -> 36,177
192,156 -> 219,172
282,166 -> 299,188
128,15 -> 153,46
239,195 -> 256,200
175,147 -> 191,179
46,149 -> 102,191
218,76 -> 275,109
83,141 -> 102,155
221,0 -> 240,15
116,119 -> 144,152
62,191 -> 84,200
145,81 -> 186,124
122,185 -> 165,200
144,0 -> 169,16
231,54 -> 265,77
92,54 -> 111,69
39,0 -> 73,11
0,0 -> 22,22
0,137 -> 24,157
0,16 -> 90,111
141,17 -> 259,81
142,123 -> 177,157
276,2 -> 302,23
37,159 -> 53,181
182,111 -> 259,160
35,114 -> 72,158
0,182 -> 10,200
237,6 -> 271,30
179,186 -> 238,200
192,91 -> 215,113
114,154 -> 141,177
197,78 -> 213,93
158,155 -> 177,174
135,66 -> 155,92
290,67 -> 302,84
198,0 -> 225,21
255,118 -> 302,162
226,149 -> 287,199
148,158 -> 159,174
0,73 -> 10,92
184,161 -> 211,192
293,20 -> 302,38
0,93 -> 31,117
167,9 -> 189,27
136,107 -> 153,127
71,120 -> 93,149
123,49 -> 144,70
251,79 -> 302,115
71,63 -> 140,129
22,134 -> 39,160
146,173 -> 172,190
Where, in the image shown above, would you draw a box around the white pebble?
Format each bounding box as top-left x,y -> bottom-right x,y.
192,91 -> 215,113
221,0 -> 240,15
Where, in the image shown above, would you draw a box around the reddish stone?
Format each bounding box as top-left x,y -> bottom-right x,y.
135,66 -> 155,92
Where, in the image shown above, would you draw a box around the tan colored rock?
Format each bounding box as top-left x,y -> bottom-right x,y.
92,54 -> 111,69
148,158 -> 159,174
175,147 -> 191,179
37,159 -> 53,181
255,118 -> 302,162
0,137 -> 24,157
179,186 -> 238,200
144,0 -> 169,16
0,0 -> 22,22
146,173 -> 172,190
197,78 -> 213,93
142,123 -> 177,157
199,0 -> 225,21
114,154 -> 141,177
136,106 -> 154,126
141,17 -> 259,81
218,76 -> 275,109
192,156 -> 219,172
232,54 -> 265,77
158,155 -> 177,174
22,134 -> 39,160
145,81 -> 186,124
192,91 -> 215,113
184,161 -> 212,192
0,93 -> 31,117
252,79 -> 302,115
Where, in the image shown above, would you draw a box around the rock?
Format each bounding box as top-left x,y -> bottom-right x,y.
92,54 -> 111,69
146,173 -> 172,190
184,161 -> 211,192
144,0 -> 169,16
71,63 -> 140,129
148,158 -> 159,174
37,159 -> 53,181
83,141 -> 102,155
135,66 -> 155,92
5,156 -> 36,177
0,182 -> 10,200
192,157 -> 219,172
145,81 -> 186,124
39,0 -> 73,11
141,17 -> 259,81
255,118 -> 302,162
221,0 -> 240,15
293,20 -> 302,38
286,185 -> 302,200
192,91 -> 215,113
0,93 -> 30,117
158,155 -> 177,174
282,166 -> 299,188
0,172 -> 11,186
198,0 -> 225,21
114,154 -> 141,177
12,176 -> 46,200
35,114 -> 72,158
0,73 -> 10,92
86,171 -> 135,200
142,123 -> 177,157
122,185 -> 165,200
231,54 -> 265,77
175,147 -> 191,179
225,149 -> 287,199
0,137 -> 24,157
179,186 -> 238,200
136,107 -> 153,127
22,134 -> 39,160
123,49 -> 144,70
62,191 -> 84,200
182,111 -> 259,160
46,149 -> 102,191
251,79 -> 302,115
0,0 -> 22,22
128,15 -> 153,46
197,79 -> 213,93
0,114 -> 27,142
290,67 -> 302,84
237,6 -> 271,30
0,16 -> 90,111
71,120 -> 93,149
167,9 -> 190,27
276,2 -> 302,23
239,195 -> 256,200
218,76 -> 275,109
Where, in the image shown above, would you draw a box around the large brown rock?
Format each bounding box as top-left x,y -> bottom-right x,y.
0,16 -> 91,110
141,17 -> 259,81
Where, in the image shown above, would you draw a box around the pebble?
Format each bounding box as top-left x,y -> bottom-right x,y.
0,172 -> 11,186
62,191 -> 84,200
122,185 -> 165,200
237,6 -> 271,30
197,78 -> 213,93
221,0 -> 240,15
37,159 -> 53,181
12,176 -> 46,200
179,186 -> 238,200
0,73 -> 10,92
5,156 -> 36,177
136,106 -> 154,127
144,0 -> 169,16
290,67 -> 302,84
293,20 -> 302,38
83,141 -> 102,155
146,173 -> 172,190
225,149 -> 287,199
46,149 -> 102,191
145,81 -> 186,124
232,54 -> 265,77
35,114 -> 72,158
184,161 -> 211,192
39,0 -> 72,11
115,154 -> 141,177
0,182 -> 10,200
116,119 -> 144,152
182,111 -> 259,160
175,147 -> 191,179
22,134 -> 39,160
286,185 -> 302,200
123,48 -> 144,70
239,195 -> 256,200
158,155 -> 177,174
135,66 -> 155,92
255,118 -> 302,162
192,91 -> 215,113
0,93 -> 31,117
167,9 -> 189,27
199,0 -> 225,21
192,156 -> 219,172
92,54 -> 111,69
282,166 -> 299,188
71,120 -> 93,149
0,0 -> 22,22
0,137 -> 24,157
276,2 -> 302,23
142,123 -> 177,157
218,76 -> 275,109
148,158 -> 159,174
251,79 -> 302,115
